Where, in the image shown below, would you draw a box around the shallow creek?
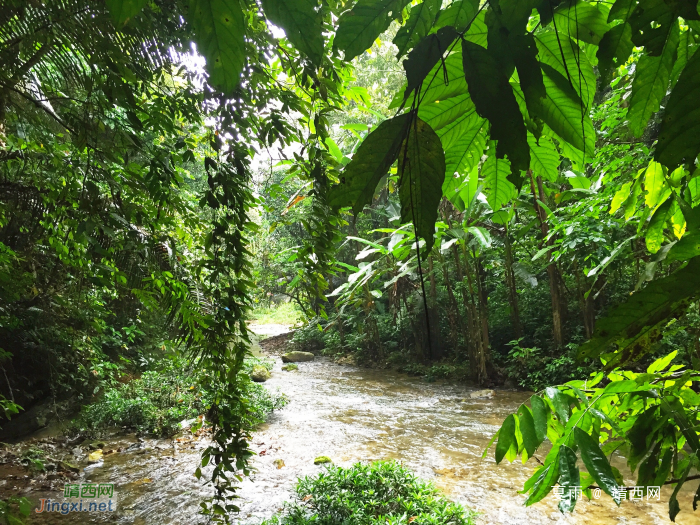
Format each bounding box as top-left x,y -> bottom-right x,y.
5,353 -> 700,524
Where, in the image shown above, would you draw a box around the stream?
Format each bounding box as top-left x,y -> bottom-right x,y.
3,325 -> 700,524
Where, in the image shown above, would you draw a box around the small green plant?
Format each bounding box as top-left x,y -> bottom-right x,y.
20,447 -> 45,473
261,461 -> 476,525
0,496 -> 31,525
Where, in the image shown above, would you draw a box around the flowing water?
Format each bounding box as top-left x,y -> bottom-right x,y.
4,334 -> 700,524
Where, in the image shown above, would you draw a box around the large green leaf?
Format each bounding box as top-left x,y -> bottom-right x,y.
539,63 -> 596,155
575,428 -> 620,504
495,414 -> 517,464
578,256 -> 700,366
656,45 -> 700,171
445,117 -> 488,178
517,405 -> 539,457
597,23 -> 634,87
644,161 -> 669,208
398,117 -> 446,250
403,26 -> 460,101
629,0 -> 676,56
558,445 -> 580,513
535,32 -> 596,111
335,0 -> 411,61
189,0 -> 246,94
432,0 -> 479,32
524,456 -> 560,506
545,386 -> 571,423
512,34 -> 547,133
261,0 -> 324,65
628,20 -> 679,137
553,1 -> 610,45
393,0 -> 442,58
671,29 -> 698,88
418,93 -> 474,134
646,198 -> 672,253
106,0 -> 147,26
528,133 -> 559,182
328,114 -> 411,214
458,166 -> 479,210
608,0 -> 637,22
482,144 -> 517,211
462,40 -> 530,177
531,395 -> 548,443
389,51 -> 468,108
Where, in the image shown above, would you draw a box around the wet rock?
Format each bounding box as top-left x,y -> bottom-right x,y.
313,456 -> 332,465
281,351 -> 315,363
466,389 -> 494,399
251,365 -> 271,382
88,449 -> 103,463
273,459 -> 285,469
281,364 -> 298,371
88,441 -> 106,450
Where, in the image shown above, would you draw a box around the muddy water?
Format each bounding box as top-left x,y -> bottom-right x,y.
5,354 -> 700,524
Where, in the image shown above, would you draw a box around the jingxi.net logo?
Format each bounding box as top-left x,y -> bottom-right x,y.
35,483 -> 117,515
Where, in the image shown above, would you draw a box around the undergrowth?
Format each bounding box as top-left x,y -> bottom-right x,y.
73,356 -> 285,437
261,460 -> 476,525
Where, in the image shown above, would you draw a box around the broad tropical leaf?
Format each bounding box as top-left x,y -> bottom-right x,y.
328,114 -> 411,214
482,144 -> 517,211
558,445 -> 580,512
444,117 -> 488,178
432,0 -> 479,32
393,0 -> 442,58
597,23 -> 634,86
535,32 -> 596,110
655,46 -> 700,171
646,199 -> 672,253
670,29 -> 698,88
553,1 -> 610,45
517,405 -> 539,457
189,0 -> 246,94
106,0 -> 148,26
398,117 -> 446,250
418,93 -> 475,134
495,414 -> 517,464
261,0 -> 324,65
403,26 -> 459,101
528,133 -> 559,182
644,161 -> 669,208
539,63 -> 596,156
462,40 -> 530,177
389,51 -> 468,108
628,21 -> 679,137
335,0 -> 411,61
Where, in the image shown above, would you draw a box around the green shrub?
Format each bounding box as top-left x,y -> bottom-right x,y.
74,357 -> 286,437
261,461 -> 476,525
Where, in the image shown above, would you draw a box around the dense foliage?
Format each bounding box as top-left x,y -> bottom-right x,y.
261,461 -> 476,525
3,0 -> 700,521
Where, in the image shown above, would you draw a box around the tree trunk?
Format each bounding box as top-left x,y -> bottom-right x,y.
437,251 -> 461,351
503,222 -> 522,339
529,170 -> 565,348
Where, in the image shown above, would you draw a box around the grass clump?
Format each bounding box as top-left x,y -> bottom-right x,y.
74,356 -> 286,437
262,461 -> 475,525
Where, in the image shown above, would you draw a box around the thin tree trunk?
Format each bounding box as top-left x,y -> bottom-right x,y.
437,251 -> 461,351
529,169 -> 565,348
503,222 -> 522,338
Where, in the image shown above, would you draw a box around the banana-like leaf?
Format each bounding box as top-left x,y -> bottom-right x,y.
398,118 -> 446,250
189,0 -> 246,94
335,0 -> 411,61
328,114 -> 411,214
393,0 -> 442,58
656,45 -> 700,171
628,20 -> 679,137
261,0 -> 324,65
